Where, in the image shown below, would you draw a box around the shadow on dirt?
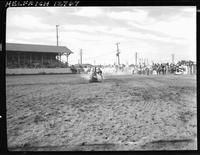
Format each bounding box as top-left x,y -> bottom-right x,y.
72,143 -> 117,151
9,143 -> 118,151
141,138 -> 195,150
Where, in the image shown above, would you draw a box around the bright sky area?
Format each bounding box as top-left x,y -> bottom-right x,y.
6,6 -> 196,65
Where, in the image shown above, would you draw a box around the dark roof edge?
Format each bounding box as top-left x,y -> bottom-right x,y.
6,43 -> 73,54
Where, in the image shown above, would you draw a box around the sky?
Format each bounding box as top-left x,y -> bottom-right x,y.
6,6 -> 196,65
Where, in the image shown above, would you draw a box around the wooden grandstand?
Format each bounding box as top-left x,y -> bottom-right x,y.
6,43 -> 73,68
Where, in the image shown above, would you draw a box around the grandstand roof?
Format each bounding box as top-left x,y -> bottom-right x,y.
6,43 -> 73,54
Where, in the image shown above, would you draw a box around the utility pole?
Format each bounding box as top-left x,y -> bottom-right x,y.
80,49 -> 82,65
172,54 -> 175,64
56,25 -> 61,61
116,42 -> 120,66
135,52 -> 137,66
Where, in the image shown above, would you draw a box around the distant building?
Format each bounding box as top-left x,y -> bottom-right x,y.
6,43 -> 73,68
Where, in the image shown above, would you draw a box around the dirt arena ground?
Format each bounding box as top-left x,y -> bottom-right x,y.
6,74 -> 197,151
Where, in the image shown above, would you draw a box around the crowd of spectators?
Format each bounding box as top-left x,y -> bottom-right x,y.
130,60 -> 196,75
81,60 -> 196,75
